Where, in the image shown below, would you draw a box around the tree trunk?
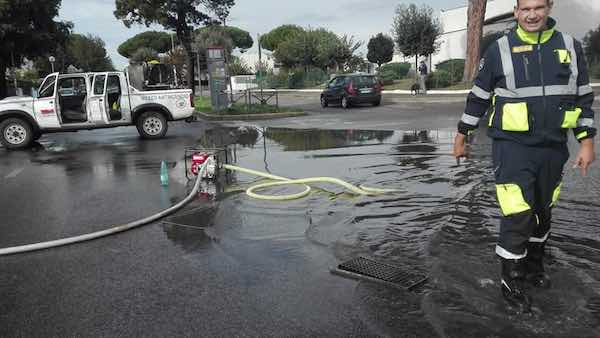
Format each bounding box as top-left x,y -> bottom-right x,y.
0,60 -> 7,99
178,25 -> 196,96
186,49 -> 196,95
463,0 -> 487,82
415,55 -> 418,81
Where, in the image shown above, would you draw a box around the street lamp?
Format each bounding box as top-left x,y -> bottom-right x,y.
48,56 -> 56,73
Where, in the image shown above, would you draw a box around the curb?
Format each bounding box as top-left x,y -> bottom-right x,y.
263,83 -> 600,95
194,111 -> 307,121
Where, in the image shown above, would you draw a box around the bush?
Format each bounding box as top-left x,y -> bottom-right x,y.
284,68 -> 328,89
378,62 -> 411,79
425,70 -> 453,89
228,57 -> 253,76
265,71 -> 288,88
302,67 -> 328,87
435,59 -> 465,84
287,71 -> 305,89
379,69 -> 397,85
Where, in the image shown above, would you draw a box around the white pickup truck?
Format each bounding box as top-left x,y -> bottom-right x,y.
0,71 -> 195,149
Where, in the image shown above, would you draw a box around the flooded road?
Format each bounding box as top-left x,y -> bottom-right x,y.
2,122 -> 600,337
203,126 -> 600,336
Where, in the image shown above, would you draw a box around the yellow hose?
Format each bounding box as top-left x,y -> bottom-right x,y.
222,164 -> 397,201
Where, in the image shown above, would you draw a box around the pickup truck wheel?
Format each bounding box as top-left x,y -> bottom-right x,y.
0,118 -> 33,149
136,111 -> 168,139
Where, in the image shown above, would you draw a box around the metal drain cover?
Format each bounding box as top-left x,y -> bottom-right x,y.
332,256 -> 428,290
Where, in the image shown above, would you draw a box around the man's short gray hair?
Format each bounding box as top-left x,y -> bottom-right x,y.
516,0 -> 553,7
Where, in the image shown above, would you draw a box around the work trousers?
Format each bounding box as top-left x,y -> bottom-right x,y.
419,74 -> 427,94
492,140 -> 569,259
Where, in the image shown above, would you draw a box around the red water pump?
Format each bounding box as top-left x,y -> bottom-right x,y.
190,151 -> 217,179
191,152 -> 209,175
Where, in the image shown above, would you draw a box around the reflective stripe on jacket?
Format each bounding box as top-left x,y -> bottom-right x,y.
458,18 -> 596,145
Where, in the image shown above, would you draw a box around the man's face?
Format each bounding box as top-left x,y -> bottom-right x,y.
514,0 -> 552,33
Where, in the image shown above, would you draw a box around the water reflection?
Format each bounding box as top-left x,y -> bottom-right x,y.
183,125 -> 600,336
265,128 -> 394,151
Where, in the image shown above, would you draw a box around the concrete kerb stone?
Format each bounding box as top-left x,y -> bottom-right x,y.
267,83 -> 600,95
194,111 -> 306,121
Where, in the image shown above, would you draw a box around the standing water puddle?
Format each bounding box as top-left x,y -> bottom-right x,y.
194,126 -> 600,336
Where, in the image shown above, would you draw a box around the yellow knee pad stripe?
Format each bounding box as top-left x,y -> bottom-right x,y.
551,182 -> 562,207
496,183 -> 531,216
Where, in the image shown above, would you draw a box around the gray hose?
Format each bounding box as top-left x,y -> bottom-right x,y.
0,161 -> 207,256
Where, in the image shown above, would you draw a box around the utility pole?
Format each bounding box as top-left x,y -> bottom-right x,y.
463,0 -> 487,82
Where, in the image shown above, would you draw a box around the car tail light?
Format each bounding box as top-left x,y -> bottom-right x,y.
190,93 -> 195,107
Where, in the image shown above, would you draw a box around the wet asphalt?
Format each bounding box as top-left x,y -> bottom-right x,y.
1,93 -> 599,337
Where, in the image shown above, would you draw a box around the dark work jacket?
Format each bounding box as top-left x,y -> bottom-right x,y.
458,18 -> 596,145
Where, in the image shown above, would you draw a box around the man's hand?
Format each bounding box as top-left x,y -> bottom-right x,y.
573,139 -> 596,176
453,133 -> 469,165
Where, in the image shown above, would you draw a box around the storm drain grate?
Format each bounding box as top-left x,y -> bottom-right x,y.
332,257 -> 428,290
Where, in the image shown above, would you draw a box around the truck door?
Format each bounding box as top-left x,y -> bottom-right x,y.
33,73 -> 61,128
88,73 -> 109,124
106,73 -> 131,123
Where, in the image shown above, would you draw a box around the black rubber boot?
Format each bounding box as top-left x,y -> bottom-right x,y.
501,258 -> 532,313
525,242 -> 551,288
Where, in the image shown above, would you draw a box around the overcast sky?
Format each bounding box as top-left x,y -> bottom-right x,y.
59,0 -> 468,69
58,0 -> 599,69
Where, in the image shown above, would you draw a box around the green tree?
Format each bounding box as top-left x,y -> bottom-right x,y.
392,3 -> 442,79
196,25 -> 253,51
130,47 -> 160,64
335,35 -> 363,71
205,0 -> 234,25
367,33 -> 395,68
260,25 -> 304,51
345,55 -> 367,73
274,29 -> 319,70
194,26 -> 234,60
583,24 -> 600,66
273,28 -> 360,72
0,0 -> 71,97
114,0 -> 235,93
118,31 -> 173,58
33,33 -> 114,75
67,34 -> 114,72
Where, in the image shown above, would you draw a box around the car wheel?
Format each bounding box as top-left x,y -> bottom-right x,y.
320,96 -> 328,108
136,111 -> 168,139
372,99 -> 381,106
341,96 -> 350,109
0,118 -> 33,150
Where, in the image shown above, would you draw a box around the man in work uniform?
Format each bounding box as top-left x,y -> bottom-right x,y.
454,0 -> 596,312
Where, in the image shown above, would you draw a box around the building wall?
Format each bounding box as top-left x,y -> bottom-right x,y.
432,0 -> 515,69
394,0 -> 600,71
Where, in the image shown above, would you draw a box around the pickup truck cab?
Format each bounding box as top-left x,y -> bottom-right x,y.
0,71 -> 195,149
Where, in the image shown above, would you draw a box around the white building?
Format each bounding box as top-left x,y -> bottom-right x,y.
393,0 -> 600,70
